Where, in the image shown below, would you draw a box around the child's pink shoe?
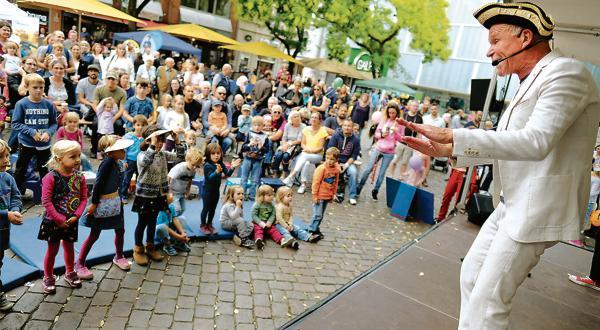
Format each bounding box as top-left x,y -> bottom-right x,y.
75,265 -> 94,280
569,240 -> 584,247
113,257 -> 131,271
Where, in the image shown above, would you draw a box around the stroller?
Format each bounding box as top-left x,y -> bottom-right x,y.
430,157 -> 449,173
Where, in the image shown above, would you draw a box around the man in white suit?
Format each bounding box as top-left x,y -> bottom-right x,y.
399,2 -> 600,329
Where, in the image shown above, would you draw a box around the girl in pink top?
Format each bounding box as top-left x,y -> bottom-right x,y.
357,102 -> 404,201
39,140 -> 88,294
56,112 -> 93,171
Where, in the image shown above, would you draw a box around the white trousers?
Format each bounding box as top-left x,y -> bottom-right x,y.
459,203 -> 557,329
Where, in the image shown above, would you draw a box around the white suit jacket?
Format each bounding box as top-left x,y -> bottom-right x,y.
453,51 -> 600,243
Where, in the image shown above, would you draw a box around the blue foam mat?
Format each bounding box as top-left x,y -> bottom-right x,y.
74,214 -> 138,265
183,199 -> 256,239
9,217 -> 67,274
1,257 -> 41,291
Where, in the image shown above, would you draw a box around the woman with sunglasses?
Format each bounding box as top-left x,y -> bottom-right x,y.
307,84 -> 330,119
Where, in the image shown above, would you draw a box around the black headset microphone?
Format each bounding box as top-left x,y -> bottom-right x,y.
491,38 -> 547,66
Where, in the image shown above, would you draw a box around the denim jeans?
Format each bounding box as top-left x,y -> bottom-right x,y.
358,149 -> 394,193
155,217 -> 188,243
211,135 -> 233,154
273,150 -> 292,173
172,193 -> 186,217
241,157 -> 263,199
120,159 -> 138,198
583,202 -> 596,229
345,164 -> 359,199
80,153 -> 93,172
309,200 -> 329,232
276,224 -> 312,241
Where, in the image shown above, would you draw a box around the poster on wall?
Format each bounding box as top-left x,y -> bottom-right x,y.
0,0 -> 40,55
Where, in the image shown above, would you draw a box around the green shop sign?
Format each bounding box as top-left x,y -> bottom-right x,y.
348,48 -> 389,76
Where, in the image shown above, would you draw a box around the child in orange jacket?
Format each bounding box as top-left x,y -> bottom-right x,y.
308,147 -> 340,239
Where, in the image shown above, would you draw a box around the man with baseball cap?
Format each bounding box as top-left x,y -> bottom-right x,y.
397,2 -> 600,328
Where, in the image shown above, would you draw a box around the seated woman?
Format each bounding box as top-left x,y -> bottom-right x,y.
282,112 -> 330,194
273,110 -> 305,178
44,58 -> 77,115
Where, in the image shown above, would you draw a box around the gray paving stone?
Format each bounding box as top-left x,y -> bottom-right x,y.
215,314 -> 235,329
254,305 -> 272,319
121,273 -> 144,289
272,302 -> 290,318
177,295 -> 196,307
219,281 -> 235,292
98,278 -> 120,292
196,294 -> 216,306
194,305 -> 214,318
256,317 -> 275,330
128,310 -> 152,327
134,293 -> 156,310
31,302 -> 61,321
234,308 -> 253,324
79,306 -> 108,328
63,296 -> 91,313
162,275 -> 181,286
236,323 -> 256,330
216,301 -> 233,315
13,292 -> 44,313
165,265 -> 184,276
52,312 -> 83,330
193,318 -> 214,330
157,284 -> 178,299
43,286 -> 72,304
139,281 -> 159,295
71,281 -> 97,298
254,293 -> 271,306
101,316 -> 127,330
199,282 -> 218,295
90,291 -> 115,306
181,274 -> 200,286
218,291 -> 235,302
149,313 -> 173,327
235,295 -> 253,309
108,301 -> 133,317
174,308 -> 194,322
114,288 -> 137,302
22,319 -> 51,330
144,269 -> 163,282
179,284 -> 199,297
154,298 -> 176,314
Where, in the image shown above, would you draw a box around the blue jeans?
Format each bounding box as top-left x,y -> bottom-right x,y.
345,164 -> 359,199
155,217 -> 188,244
273,150 -> 292,173
309,200 -> 329,233
584,202 -> 596,229
80,153 -> 93,172
276,224 -> 313,241
120,159 -> 138,198
211,135 -> 233,154
240,157 -> 263,199
358,149 -> 394,193
172,193 -> 186,217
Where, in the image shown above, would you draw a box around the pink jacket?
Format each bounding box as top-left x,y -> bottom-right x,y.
375,119 -> 404,154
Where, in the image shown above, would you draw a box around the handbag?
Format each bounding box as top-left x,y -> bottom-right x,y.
94,195 -> 121,218
590,209 -> 600,227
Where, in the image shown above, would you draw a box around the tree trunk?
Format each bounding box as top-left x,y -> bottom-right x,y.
229,0 -> 239,41
161,0 -> 181,24
127,0 -> 137,31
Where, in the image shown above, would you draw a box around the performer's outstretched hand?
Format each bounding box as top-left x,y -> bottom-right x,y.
396,118 -> 454,144
400,137 -> 453,158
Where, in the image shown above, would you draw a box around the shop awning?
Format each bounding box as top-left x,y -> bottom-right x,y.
142,24 -> 238,45
300,58 -> 372,80
18,0 -> 141,23
219,41 -> 301,64
113,31 -> 202,57
355,76 -> 416,95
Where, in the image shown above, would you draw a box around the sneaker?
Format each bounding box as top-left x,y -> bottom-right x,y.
297,184 -> 306,194
242,238 -> 255,249
0,292 -> 14,312
281,236 -> 293,247
569,240 -> 584,248
282,176 -> 293,187
200,225 -> 212,235
208,225 -> 218,235
371,190 -> 378,201
291,240 -> 300,250
121,197 -> 128,204
64,271 -> 82,288
113,257 -> 131,271
308,233 -> 322,243
232,235 -> 242,246
43,275 -> 57,294
174,241 -> 191,252
163,244 -> 178,256
75,265 -> 94,280
568,274 -> 600,292
255,238 -> 264,250
349,198 -> 357,205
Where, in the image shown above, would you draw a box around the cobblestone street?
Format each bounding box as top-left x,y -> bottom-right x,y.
0,169 -> 447,329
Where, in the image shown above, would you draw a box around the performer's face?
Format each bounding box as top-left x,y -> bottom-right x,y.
486,24 -> 524,77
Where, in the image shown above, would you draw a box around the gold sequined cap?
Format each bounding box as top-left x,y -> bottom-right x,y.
474,2 -> 555,38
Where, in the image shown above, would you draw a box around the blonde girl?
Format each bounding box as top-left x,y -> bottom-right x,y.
275,186 -> 319,246
251,185 -> 289,249
163,95 -> 190,148
76,136 -> 133,280
39,140 -> 88,294
155,93 -> 173,129
220,186 -> 255,248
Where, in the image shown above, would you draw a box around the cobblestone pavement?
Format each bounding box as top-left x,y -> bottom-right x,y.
0,161 -> 448,329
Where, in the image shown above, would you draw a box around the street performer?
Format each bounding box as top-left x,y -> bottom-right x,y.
397,2 -> 600,329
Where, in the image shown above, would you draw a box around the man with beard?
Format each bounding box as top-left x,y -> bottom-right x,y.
202,86 -> 232,134
327,119 -> 361,205
323,104 -> 348,135
77,65 -> 101,117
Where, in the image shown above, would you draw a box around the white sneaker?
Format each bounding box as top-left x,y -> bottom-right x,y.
283,176 -> 293,187
349,198 -> 357,205
297,184 -> 306,194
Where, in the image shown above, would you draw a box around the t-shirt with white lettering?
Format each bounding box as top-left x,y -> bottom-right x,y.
168,162 -> 196,194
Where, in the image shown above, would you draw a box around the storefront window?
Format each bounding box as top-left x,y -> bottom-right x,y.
197,0 -> 215,12
215,0 -> 230,16
181,0 -> 199,9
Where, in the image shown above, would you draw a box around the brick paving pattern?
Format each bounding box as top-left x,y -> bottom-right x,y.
0,158 -> 449,329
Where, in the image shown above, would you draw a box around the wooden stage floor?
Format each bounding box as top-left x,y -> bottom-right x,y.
283,215 -> 600,329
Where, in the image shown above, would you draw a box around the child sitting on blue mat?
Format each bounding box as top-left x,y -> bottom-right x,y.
0,139 -> 23,311
252,185 -> 290,250
220,186 -> 255,249
168,147 -> 203,217
155,194 -> 191,256
275,186 -> 319,247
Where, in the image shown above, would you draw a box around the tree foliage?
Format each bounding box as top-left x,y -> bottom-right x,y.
319,0 -> 451,78
237,0 -> 320,58
325,31 -> 350,62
